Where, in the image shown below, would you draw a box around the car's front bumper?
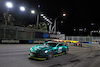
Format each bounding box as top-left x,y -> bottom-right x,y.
28,54 -> 46,60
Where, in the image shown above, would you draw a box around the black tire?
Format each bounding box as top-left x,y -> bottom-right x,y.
47,51 -> 53,60
65,48 -> 69,54
74,44 -> 77,46
79,44 -> 82,46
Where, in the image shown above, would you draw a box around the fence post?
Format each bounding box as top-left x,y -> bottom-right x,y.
31,31 -> 33,40
15,27 -> 18,39
91,36 -> 93,42
72,36 -> 73,40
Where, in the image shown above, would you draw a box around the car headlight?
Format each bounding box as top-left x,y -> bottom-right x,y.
30,48 -> 32,50
45,50 -> 48,53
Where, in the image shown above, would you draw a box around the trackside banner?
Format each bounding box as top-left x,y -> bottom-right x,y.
1,40 -> 19,43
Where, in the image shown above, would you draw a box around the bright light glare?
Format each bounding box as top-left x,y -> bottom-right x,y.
6,2 -> 13,8
45,50 -> 48,53
46,19 -> 49,21
40,14 -> 44,16
43,16 -> 46,18
20,6 -> 25,11
44,17 -> 47,20
31,10 -> 35,14
63,13 -> 66,16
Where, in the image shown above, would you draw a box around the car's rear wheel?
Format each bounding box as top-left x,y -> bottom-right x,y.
79,44 -> 82,46
74,44 -> 76,46
65,48 -> 69,54
47,51 -> 53,60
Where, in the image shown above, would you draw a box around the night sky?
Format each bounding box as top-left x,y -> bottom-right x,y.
0,0 -> 100,35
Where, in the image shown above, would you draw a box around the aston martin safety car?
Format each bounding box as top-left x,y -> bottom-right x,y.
28,41 -> 69,60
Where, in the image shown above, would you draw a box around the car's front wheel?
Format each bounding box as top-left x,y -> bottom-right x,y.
47,51 -> 53,60
74,44 -> 77,46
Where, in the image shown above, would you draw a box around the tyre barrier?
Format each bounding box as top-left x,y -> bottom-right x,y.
0,40 -> 20,44
80,42 -> 100,44
0,40 -> 1,43
0,39 -> 99,44
0,39 -> 45,44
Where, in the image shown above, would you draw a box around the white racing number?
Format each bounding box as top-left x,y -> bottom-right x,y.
58,47 -> 62,53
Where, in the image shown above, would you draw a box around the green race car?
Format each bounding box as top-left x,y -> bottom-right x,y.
28,41 -> 69,60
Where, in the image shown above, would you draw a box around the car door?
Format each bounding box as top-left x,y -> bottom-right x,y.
57,43 -> 63,53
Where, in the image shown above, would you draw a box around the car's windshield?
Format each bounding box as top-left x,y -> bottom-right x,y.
45,43 -> 57,47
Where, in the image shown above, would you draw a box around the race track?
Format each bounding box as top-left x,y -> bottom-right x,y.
0,43 -> 100,67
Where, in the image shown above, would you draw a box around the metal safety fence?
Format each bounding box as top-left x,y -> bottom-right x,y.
1,25 -> 100,43
66,36 -> 100,42
0,25 -> 48,40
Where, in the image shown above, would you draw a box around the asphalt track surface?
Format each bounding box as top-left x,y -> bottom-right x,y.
0,43 -> 100,67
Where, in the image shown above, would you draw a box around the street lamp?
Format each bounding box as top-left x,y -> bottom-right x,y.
20,6 -> 25,11
4,2 -> 13,39
52,13 -> 67,34
63,13 -> 66,17
6,2 -> 13,8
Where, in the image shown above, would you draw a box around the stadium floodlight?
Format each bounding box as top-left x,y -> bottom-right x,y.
40,14 -> 44,16
6,2 -> 13,8
31,10 -> 35,14
20,6 -> 25,11
43,16 -> 46,18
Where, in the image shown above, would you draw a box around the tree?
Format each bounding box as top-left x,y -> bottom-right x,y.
38,22 -> 47,31
3,13 -> 15,26
7,14 -> 15,26
0,17 -> 3,25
